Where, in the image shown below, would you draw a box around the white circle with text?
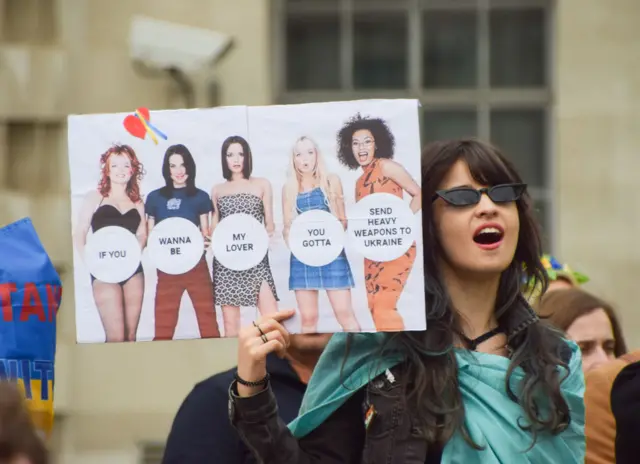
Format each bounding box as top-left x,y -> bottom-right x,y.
288,210 -> 346,267
212,213 -> 269,271
84,226 -> 142,284
348,193 -> 417,262
146,217 -> 205,275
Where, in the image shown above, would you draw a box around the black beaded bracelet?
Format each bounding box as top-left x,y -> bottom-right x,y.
235,372 -> 270,387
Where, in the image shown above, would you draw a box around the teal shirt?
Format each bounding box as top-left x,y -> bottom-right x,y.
288,332 -> 585,463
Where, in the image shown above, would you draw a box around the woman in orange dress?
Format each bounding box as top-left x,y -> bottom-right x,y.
337,113 -> 422,331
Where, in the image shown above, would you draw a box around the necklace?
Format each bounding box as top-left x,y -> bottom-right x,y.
460,326 -> 505,351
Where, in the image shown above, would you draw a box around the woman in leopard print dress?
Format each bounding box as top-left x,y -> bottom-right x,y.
211,136 -> 279,337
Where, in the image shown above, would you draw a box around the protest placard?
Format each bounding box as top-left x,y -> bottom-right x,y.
68,99 -> 425,342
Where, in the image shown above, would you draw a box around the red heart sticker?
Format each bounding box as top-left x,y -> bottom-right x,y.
123,114 -> 146,139
136,107 -> 150,121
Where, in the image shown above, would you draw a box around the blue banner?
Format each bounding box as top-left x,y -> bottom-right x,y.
0,217 -> 61,438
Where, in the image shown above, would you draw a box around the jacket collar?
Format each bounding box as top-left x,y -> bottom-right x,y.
272,297 -> 538,380
500,294 -> 540,350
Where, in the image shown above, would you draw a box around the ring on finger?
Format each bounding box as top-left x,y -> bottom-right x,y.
261,333 -> 268,344
252,321 -> 266,337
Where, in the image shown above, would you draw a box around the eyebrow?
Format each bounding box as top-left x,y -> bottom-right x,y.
577,340 -> 595,348
578,338 -> 615,345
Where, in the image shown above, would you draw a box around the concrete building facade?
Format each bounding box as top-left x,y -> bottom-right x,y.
0,0 -> 638,462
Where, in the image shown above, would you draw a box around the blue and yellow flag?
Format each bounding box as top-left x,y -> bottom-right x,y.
0,217 -> 61,438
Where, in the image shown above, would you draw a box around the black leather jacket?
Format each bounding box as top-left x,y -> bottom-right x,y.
228,298 -> 555,463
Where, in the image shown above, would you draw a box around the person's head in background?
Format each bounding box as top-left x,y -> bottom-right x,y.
537,288 -> 627,373
547,276 -> 574,293
524,254 -> 589,304
0,382 -> 48,464
541,254 -> 589,293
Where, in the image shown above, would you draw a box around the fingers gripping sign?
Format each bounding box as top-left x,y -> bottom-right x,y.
248,319 -> 289,360
236,309 -> 296,397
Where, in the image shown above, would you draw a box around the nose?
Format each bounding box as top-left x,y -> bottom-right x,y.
474,191 -> 499,218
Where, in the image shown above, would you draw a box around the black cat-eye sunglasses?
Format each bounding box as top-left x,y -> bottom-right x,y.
432,183 -> 527,207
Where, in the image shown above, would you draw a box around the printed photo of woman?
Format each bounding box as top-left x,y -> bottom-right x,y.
282,136 -> 361,333
337,113 -> 422,331
211,136 -> 279,337
145,144 -> 220,340
72,144 -> 146,342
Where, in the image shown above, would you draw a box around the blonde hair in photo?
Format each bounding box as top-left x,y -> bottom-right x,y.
284,136 -> 338,223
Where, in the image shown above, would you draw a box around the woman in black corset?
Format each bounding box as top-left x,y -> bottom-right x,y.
73,144 -> 147,342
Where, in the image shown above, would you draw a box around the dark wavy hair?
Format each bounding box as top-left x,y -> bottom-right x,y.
336,113 -> 395,170
221,135 -> 253,180
363,139 -> 571,449
159,144 -> 198,198
98,144 -> 144,203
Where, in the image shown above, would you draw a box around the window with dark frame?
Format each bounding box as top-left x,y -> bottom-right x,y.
0,0 -> 57,44
5,121 -> 64,194
274,0 -> 553,249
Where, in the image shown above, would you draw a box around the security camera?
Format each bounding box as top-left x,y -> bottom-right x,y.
129,16 -> 234,107
129,16 -> 234,73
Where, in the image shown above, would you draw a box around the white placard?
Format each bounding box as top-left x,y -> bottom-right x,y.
68,100 -> 425,343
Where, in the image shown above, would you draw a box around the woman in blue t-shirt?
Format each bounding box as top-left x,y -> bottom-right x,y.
145,144 -> 220,340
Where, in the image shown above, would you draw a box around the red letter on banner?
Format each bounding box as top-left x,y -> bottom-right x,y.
0,283 -> 17,322
20,283 -> 46,322
45,284 -> 62,322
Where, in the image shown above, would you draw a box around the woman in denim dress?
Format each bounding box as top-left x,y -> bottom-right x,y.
282,136 -> 360,333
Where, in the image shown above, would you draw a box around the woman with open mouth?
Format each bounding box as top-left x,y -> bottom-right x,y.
229,138 -> 585,463
282,136 -> 360,333
335,113 -> 422,332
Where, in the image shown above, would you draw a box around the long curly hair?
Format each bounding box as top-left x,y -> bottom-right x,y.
336,113 -> 395,170
97,144 -> 144,203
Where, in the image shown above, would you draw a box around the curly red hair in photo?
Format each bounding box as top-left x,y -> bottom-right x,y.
0,382 -> 49,464
97,144 -> 144,203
